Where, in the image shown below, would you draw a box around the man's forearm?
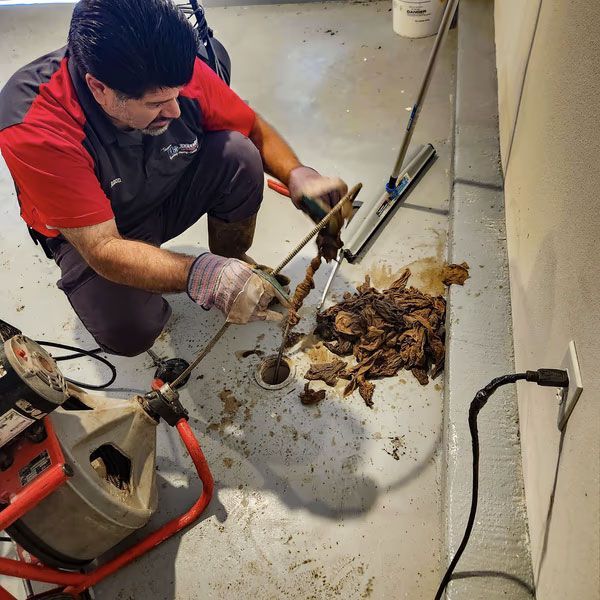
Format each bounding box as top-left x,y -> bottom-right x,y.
249,114 -> 302,185
64,230 -> 195,293
94,238 -> 195,292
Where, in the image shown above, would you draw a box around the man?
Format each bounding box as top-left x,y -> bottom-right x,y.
0,0 -> 347,356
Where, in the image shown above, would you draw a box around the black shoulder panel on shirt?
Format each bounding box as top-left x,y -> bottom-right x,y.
0,47 -> 67,132
178,95 -> 204,130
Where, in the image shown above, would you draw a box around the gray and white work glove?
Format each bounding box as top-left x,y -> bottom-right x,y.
287,166 -> 351,260
187,253 -> 283,324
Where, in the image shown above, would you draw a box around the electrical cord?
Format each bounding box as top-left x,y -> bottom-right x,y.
36,340 -> 117,390
434,368 -> 569,599
51,347 -> 102,361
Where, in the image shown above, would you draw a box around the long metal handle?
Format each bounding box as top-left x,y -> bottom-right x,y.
390,0 -> 459,183
317,253 -> 343,311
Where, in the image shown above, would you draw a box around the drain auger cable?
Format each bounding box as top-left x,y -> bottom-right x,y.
434,368 -> 569,599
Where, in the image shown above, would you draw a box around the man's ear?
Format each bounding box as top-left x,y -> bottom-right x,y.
85,73 -> 111,105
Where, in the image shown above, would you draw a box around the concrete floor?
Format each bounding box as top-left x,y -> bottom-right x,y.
0,2 -> 456,598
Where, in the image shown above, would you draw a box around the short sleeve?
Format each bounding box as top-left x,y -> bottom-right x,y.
181,59 -> 256,136
0,123 -> 114,232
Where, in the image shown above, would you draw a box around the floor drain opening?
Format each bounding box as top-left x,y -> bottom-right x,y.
255,355 -> 294,390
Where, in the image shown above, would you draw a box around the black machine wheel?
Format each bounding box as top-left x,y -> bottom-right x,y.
6,519 -> 92,571
154,357 -> 191,387
28,591 -> 93,600
31,594 -> 76,600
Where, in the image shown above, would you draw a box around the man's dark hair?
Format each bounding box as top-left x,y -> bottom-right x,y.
68,0 -> 197,98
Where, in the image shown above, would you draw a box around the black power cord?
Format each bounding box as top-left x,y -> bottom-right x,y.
434,368 -> 569,599
36,340 -> 117,390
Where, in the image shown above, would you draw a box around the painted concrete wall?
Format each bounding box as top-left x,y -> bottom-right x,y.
495,1 -> 600,599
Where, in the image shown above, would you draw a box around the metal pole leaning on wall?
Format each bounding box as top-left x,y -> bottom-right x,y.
388,0 -> 460,188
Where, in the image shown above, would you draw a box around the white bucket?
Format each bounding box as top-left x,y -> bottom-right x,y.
393,0 -> 447,39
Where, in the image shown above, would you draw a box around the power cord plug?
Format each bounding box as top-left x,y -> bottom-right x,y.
434,368 -> 569,599
526,368 -> 569,388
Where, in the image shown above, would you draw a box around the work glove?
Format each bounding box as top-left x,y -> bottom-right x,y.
287,166 -> 351,261
187,253 -> 284,324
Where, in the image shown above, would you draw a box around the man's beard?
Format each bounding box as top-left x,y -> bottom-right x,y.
141,121 -> 171,136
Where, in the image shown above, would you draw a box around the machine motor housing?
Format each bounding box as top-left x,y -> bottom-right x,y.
0,335 -> 68,453
0,330 -> 158,568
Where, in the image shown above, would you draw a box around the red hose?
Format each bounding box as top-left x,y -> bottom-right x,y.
267,178 -> 290,197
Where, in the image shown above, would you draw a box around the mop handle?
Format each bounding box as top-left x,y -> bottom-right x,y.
389,0 -> 460,185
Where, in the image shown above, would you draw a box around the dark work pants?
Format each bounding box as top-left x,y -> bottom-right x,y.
48,131 -> 264,356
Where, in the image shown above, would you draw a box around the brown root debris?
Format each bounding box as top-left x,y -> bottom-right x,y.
317,229 -> 343,262
441,262 -> 470,286
384,436 -> 406,460
287,254 -> 323,328
299,383 -> 326,405
304,359 -> 348,386
313,264 -> 469,407
283,331 -> 305,349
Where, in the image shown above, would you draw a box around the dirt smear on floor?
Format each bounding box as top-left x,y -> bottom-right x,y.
235,349 -> 264,360
384,436 -> 406,461
207,388 -> 242,436
220,389 -> 241,418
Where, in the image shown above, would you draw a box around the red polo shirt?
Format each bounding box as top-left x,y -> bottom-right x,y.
0,47 -> 256,237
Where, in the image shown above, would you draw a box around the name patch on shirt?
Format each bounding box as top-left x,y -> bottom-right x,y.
161,137 -> 199,160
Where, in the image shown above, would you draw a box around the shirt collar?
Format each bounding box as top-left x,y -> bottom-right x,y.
67,56 -> 143,147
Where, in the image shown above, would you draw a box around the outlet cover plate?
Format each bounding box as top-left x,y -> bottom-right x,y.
557,340 -> 583,430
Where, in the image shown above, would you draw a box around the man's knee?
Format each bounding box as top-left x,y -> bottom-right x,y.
88,298 -> 172,357
204,130 -> 264,223
222,130 -> 264,189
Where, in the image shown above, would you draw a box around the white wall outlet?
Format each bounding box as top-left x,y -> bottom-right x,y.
557,340 -> 583,430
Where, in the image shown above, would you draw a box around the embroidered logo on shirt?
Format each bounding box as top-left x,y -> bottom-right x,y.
110,177 -> 122,188
161,137 -> 199,160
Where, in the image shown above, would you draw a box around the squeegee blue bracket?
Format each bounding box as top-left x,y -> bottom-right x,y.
385,173 -> 412,201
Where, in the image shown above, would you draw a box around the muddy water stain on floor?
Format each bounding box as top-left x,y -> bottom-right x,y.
220,388 -> 241,418
368,262 -> 406,290
368,256 -> 446,296
304,342 -> 336,364
368,229 -> 448,296
207,388 -> 243,435
368,256 -> 447,297
235,348 -> 264,360
405,257 -> 447,296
